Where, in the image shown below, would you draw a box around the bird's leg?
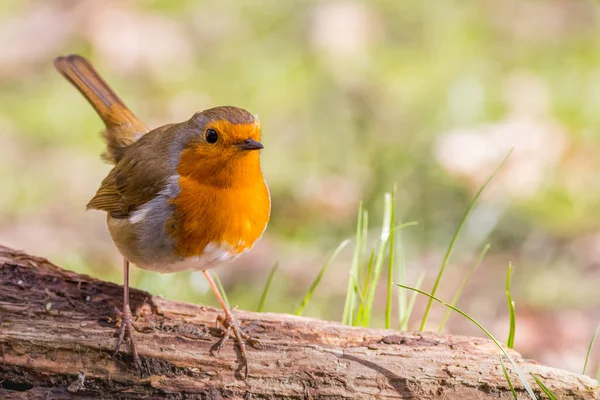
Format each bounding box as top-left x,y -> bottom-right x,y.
113,258 -> 141,372
202,270 -> 261,379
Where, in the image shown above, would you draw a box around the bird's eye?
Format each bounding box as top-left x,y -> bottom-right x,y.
205,129 -> 218,144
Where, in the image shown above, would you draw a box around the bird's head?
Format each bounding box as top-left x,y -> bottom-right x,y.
175,106 -> 264,187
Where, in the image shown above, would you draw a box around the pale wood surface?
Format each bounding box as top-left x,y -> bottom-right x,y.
0,245 -> 598,399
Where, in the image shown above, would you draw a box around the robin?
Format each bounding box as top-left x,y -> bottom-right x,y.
53,54 -> 270,378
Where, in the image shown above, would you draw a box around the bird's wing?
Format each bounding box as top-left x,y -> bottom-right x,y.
87,124 -> 177,217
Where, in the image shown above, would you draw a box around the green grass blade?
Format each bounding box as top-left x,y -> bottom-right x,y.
355,250 -> 374,326
438,243 -> 490,332
355,249 -> 376,326
419,148 -> 513,331
362,250 -> 376,298
583,323 -> 600,375
342,203 -> 364,325
212,273 -> 230,308
396,283 -> 537,399
400,271 -> 426,330
499,354 -> 518,399
351,274 -> 366,304
531,374 -> 558,400
360,210 -> 369,281
296,239 -> 350,316
397,228 -> 407,331
386,186 -> 397,329
394,222 -> 418,329
506,262 -> 516,349
256,263 -> 279,312
391,221 -> 419,232
363,193 -> 393,327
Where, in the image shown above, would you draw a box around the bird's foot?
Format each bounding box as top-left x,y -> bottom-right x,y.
214,311 -> 262,379
113,306 -> 142,373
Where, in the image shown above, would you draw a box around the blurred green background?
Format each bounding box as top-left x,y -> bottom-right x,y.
1,0 -> 600,376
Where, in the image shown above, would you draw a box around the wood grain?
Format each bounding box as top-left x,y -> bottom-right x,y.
0,245 -> 598,399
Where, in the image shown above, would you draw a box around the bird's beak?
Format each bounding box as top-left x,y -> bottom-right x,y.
238,138 -> 264,151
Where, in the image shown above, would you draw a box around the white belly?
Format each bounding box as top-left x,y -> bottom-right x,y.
135,242 -> 240,273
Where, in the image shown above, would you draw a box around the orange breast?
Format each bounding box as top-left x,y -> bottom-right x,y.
169,176 -> 270,259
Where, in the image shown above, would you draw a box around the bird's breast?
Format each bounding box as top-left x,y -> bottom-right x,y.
169,175 -> 271,260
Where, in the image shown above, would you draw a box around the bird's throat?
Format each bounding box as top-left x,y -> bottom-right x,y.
177,150 -> 262,189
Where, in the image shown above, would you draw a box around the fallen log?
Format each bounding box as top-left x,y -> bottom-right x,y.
0,245 -> 598,399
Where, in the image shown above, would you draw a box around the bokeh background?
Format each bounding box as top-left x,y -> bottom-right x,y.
1,0 -> 599,377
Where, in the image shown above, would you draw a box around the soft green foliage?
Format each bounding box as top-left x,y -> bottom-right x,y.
362,193 -> 393,326
506,262 -> 516,349
420,149 -> 513,331
342,203 -> 365,325
400,271 -> 425,331
341,191 -> 417,327
438,243 -> 490,332
395,216 -> 408,329
385,186 -> 397,329
296,239 -> 350,316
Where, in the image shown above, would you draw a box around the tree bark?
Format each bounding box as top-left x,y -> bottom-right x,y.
0,245 -> 597,399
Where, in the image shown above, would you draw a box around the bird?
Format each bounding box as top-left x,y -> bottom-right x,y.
53,54 -> 271,378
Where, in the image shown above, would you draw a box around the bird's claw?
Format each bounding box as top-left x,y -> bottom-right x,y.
214,311 -> 261,379
113,306 -> 142,374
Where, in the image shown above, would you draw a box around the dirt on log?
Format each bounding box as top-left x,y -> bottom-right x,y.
0,245 -> 598,399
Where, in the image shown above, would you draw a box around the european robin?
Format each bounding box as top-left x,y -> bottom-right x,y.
53,55 -> 270,378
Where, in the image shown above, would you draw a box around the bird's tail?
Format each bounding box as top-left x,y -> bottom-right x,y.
53,54 -> 148,164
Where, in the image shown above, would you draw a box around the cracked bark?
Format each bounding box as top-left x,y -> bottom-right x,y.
0,245 -> 598,399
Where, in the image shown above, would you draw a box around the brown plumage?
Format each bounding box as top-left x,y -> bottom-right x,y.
54,54 -> 270,378
53,55 -> 148,163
